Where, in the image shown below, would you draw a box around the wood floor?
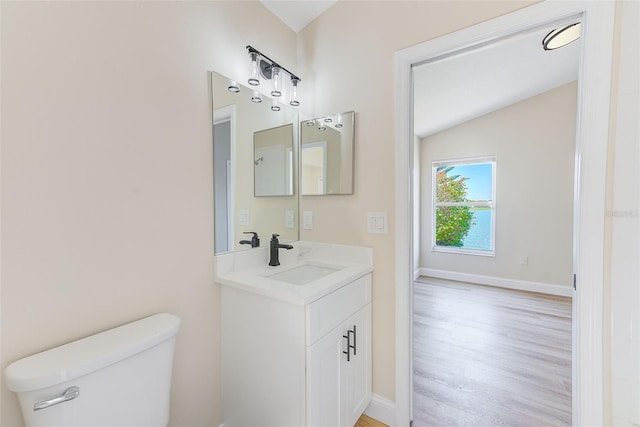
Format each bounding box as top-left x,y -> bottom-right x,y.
355,414 -> 388,427
412,277 -> 572,427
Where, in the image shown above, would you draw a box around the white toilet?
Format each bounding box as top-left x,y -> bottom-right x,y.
4,313 -> 181,427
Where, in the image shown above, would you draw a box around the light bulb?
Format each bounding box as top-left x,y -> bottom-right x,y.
289,78 -> 300,107
271,66 -> 282,97
251,91 -> 262,103
271,98 -> 280,111
248,52 -> 260,86
335,113 -> 343,128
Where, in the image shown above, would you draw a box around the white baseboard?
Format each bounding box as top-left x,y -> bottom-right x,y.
417,268 -> 573,297
364,393 -> 395,426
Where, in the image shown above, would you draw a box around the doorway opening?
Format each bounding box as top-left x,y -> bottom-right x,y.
394,2 -> 615,426
412,23 -> 579,421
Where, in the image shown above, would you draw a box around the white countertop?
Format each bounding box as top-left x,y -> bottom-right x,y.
214,241 -> 373,305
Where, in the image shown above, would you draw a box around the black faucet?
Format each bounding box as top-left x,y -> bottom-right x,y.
269,234 -> 293,266
239,231 -> 260,248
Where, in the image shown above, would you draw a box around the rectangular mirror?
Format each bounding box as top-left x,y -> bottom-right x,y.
254,124 -> 294,196
301,111 -> 355,195
211,71 -> 298,254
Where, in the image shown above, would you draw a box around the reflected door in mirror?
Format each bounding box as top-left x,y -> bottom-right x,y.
301,111 -> 355,195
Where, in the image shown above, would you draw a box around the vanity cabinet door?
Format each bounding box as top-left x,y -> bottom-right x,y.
308,326 -> 342,427
344,304 -> 372,427
307,303 -> 371,427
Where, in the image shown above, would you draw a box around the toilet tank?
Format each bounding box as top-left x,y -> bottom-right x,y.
4,313 -> 181,427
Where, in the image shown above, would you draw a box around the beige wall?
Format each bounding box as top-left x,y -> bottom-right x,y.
298,0 -> 538,401
420,82 -> 577,287
0,2 -> 296,426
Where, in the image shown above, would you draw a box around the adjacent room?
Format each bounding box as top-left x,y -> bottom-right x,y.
411,21 -> 578,426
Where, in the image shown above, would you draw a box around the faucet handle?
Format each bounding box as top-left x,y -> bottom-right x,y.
242,231 -> 260,247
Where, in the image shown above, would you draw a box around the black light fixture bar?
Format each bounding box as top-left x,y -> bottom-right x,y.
246,45 -> 301,82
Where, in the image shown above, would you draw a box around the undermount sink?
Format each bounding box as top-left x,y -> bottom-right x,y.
267,263 -> 342,285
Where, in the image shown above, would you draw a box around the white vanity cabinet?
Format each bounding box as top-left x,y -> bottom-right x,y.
221,273 -> 372,427
308,304 -> 371,427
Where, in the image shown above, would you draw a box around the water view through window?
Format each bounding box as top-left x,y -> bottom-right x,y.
433,159 -> 495,255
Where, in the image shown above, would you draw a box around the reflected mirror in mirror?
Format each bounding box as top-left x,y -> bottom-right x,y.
211,71 -> 298,255
254,123 -> 294,197
301,111 -> 355,195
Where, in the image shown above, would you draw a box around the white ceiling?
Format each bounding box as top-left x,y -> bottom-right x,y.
260,0 -> 337,33
260,2 -> 581,139
414,23 -> 581,138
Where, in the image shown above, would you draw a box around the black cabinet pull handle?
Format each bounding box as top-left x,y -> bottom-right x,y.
343,325 -> 357,362
352,325 -> 357,356
343,332 -> 351,362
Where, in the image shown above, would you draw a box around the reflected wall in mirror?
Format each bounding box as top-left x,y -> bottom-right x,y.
211,71 -> 298,255
301,111 -> 355,195
254,124 -> 294,196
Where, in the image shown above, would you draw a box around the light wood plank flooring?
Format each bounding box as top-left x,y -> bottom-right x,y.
412,277 -> 572,427
355,414 -> 388,427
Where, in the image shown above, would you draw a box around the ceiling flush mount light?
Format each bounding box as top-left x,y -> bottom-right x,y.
246,45 -> 302,106
542,22 -> 581,50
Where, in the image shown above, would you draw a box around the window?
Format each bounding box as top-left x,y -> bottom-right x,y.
432,157 -> 496,256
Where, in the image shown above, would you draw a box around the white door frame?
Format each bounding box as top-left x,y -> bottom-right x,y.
214,104 -> 237,252
394,2 -> 615,426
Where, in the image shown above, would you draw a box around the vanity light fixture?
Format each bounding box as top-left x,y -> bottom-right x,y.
246,45 -> 302,106
227,80 -> 240,93
542,22 -> 581,50
335,113 -> 343,128
308,113 -> 345,131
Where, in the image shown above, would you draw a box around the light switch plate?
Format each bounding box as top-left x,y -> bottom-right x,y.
303,211 -> 313,230
238,209 -> 250,226
285,210 -> 295,229
367,212 -> 388,234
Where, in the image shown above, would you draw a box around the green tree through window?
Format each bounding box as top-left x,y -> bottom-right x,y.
432,158 -> 496,255
435,166 -> 474,246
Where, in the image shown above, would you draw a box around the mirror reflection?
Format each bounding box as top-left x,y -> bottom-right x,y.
211,71 -> 298,254
301,111 -> 355,195
254,124 -> 294,196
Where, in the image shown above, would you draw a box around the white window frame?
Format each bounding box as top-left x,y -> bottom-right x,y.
432,156 -> 496,256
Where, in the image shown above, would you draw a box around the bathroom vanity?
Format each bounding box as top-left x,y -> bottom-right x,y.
215,242 -> 372,426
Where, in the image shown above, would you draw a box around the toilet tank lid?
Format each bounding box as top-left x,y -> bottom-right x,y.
4,313 -> 181,392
